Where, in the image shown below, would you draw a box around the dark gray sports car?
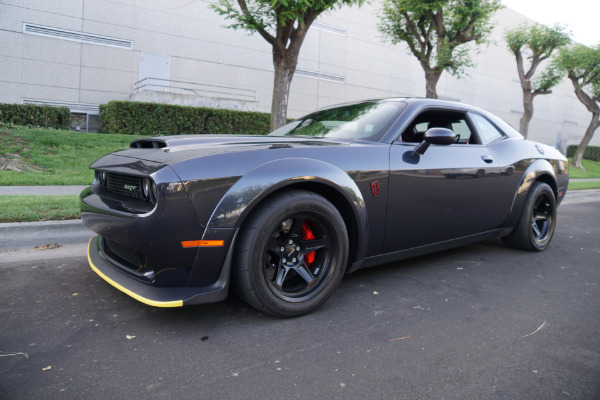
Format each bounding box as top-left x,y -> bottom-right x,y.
80,98 -> 569,317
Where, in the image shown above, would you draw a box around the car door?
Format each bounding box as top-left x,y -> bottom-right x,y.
383,108 -> 509,253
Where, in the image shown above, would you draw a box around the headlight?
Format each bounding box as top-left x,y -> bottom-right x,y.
95,170 -> 107,185
142,177 -> 150,200
150,180 -> 158,204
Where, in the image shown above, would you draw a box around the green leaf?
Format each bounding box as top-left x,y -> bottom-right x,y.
378,0 -> 503,77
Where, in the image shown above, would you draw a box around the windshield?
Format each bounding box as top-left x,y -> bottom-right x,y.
269,101 -> 405,142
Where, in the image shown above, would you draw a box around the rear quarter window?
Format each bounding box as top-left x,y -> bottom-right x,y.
470,113 -> 504,145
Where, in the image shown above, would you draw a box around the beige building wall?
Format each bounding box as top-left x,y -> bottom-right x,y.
0,0 -> 597,147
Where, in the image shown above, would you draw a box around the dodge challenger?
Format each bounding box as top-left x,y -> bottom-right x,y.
80,98 -> 569,317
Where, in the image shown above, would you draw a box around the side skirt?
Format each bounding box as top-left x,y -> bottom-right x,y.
348,229 -> 504,273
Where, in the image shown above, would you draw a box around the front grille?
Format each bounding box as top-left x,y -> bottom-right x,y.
106,172 -> 143,199
104,239 -> 141,267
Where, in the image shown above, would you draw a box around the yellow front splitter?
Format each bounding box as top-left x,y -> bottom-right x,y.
87,236 -> 183,307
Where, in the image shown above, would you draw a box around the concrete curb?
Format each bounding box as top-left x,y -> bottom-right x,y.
562,189 -> 600,205
0,219 -> 93,251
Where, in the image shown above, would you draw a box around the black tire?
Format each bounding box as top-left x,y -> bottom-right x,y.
502,182 -> 557,251
231,190 -> 348,317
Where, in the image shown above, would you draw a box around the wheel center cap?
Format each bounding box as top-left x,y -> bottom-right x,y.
284,242 -> 303,261
286,244 -> 296,257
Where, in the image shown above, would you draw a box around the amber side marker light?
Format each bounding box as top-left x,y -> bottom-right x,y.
181,240 -> 225,248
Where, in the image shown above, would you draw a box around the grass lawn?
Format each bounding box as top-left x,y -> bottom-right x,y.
568,158 -> 600,179
569,181 -> 600,190
568,158 -> 600,190
0,195 -> 79,222
0,127 -> 132,185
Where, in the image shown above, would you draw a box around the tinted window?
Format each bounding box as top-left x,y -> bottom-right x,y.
402,110 -> 477,144
269,101 -> 405,142
470,113 -> 503,144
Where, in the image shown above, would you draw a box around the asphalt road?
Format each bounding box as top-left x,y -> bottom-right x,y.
1,200 -> 599,400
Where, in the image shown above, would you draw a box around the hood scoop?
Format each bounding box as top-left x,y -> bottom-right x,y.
130,139 -> 167,149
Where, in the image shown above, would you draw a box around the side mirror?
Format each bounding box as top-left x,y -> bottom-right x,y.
413,128 -> 456,155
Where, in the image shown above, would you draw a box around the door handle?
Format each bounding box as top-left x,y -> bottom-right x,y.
481,155 -> 494,163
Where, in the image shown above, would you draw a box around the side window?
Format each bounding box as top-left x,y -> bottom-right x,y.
450,119 -> 472,144
470,113 -> 504,144
401,110 -> 477,144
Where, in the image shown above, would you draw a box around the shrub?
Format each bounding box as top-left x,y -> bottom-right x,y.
0,104 -> 70,129
567,145 -> 600,161
100,101 -> 271,135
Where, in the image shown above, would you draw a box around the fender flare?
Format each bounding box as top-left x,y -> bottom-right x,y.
504,159 -> 558,229
205,157 -> 368,262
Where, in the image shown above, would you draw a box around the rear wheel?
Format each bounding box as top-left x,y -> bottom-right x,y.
232,190 -> 348,317
503,182 -> 557,251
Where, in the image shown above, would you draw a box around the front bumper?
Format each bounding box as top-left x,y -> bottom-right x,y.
87,235 -> 235,306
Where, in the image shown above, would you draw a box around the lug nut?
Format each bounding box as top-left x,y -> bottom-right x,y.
282,258 -> 287,263
296,246 -> 301,251
289,240 -> 293,245
280,247 -> 285,252
292,258 -> 297,263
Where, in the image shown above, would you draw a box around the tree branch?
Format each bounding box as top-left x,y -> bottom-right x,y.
525,55 -> 544,80
569,75 -> 600,114
280,19 -> 295,48
582,69 -> 600,87
288,13 -> 316,54
236,0 -> 275,45
532,89 -> 552,97
451,14 -> 479,44
515,51 -> 527,83
402,12 -> 425,48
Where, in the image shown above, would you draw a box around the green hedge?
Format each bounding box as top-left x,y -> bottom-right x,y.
567,145 -> 600,161
100,101 -> 271,135
0,104 -> 70,129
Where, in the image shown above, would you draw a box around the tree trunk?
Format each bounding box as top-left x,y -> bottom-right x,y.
270,58 -> 295,131
520,89 -> 534,138
570,82 -> 600,170
571,111 -> 599,170
425,71 -> 442,99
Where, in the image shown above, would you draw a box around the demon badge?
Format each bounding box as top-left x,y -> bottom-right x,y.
370,181 -> 381,197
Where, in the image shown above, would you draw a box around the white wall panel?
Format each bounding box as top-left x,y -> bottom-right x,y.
22,34 -> 81,65
0,56 -> 22,83
21,59 -> 80,88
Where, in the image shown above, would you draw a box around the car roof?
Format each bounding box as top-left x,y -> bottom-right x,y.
302,98 -> 524,143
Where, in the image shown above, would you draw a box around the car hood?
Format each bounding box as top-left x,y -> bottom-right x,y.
110,134 -> 355,164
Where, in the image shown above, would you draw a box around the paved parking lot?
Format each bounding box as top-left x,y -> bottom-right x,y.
1,199 -> 599,399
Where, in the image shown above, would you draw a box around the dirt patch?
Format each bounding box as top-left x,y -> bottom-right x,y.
0,154 -> 44,172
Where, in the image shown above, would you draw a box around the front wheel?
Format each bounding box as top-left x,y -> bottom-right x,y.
231,190 -> 348,317
502,182 -> 557,251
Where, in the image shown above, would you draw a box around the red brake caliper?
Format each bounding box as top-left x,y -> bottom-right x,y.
301,222 -> 316,266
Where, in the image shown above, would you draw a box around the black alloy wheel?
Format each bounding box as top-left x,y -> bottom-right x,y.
232,190 -> 348,317
530,193 -> 553,246
264,212 -> 335,302
503,182 -> 557,251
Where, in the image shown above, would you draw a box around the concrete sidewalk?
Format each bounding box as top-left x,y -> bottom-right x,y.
0,185 -> 87,195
